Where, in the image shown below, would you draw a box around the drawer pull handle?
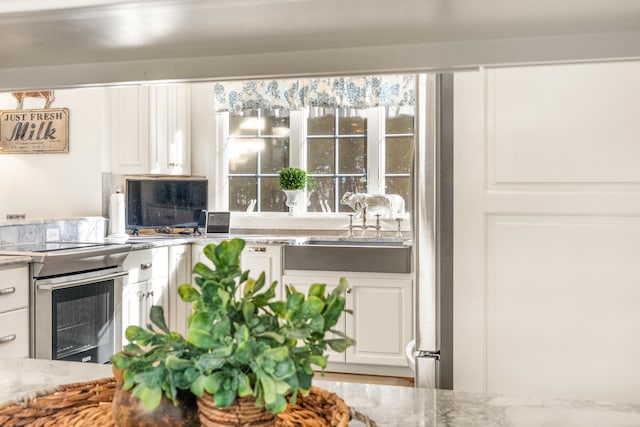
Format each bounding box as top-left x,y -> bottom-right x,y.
0,334 -> 16,344
249,247 -> 266,253
140,263 -> 152,270
0,287 -> 16,296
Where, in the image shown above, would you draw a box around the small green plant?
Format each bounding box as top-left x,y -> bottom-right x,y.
110,306 -> 200,410
278,167 -> 307,190
111,238 -> 354,415
306,175 -> 317,192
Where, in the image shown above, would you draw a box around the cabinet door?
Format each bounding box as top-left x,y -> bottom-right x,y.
0,308 -> 29,358
109,86 -> 150,174
149,84 -> 191,175
121,281 -> 146,345
345,278 -> 412,366
192,243 -> 214,268
281,275 -> 345,363
169,245 -> 193,336
241,245 -> 282,300
149,277 -> 170,323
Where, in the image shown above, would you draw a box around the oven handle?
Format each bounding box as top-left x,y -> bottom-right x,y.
36,271 -> 128,291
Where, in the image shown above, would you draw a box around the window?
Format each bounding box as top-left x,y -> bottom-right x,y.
227,110 -> 290,212
307,109 -> 368,213
217,74 -> 416,215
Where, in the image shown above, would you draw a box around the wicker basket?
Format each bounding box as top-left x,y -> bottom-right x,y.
0,378 -> 375,427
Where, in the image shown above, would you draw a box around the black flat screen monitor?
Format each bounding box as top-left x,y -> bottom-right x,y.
126,178 -> 208,230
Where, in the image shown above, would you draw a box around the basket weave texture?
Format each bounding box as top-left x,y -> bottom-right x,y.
0,378 -> 351,427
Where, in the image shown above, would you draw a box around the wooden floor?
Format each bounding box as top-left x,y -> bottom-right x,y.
316,372 -> 414,387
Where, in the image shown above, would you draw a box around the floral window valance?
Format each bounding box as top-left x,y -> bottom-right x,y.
213,74 -> 415,112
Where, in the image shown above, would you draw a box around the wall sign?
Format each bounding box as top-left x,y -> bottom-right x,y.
0,91 -> 69,154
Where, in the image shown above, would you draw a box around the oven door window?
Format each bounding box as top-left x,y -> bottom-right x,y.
52,279 -> 114,363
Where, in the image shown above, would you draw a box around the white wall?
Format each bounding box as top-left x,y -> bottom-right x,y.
0,88 -> 107,220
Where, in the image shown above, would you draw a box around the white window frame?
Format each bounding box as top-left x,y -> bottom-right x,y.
213,106 -> 413,231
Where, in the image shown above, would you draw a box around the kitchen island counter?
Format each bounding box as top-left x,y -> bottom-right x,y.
2,358 -> 640,426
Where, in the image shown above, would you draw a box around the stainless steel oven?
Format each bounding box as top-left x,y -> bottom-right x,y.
0,242 -> 131,363
34,267 -> 126,363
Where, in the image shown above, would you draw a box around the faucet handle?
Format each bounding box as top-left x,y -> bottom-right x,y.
375,214 -> 382,238
395,218 -> 403,238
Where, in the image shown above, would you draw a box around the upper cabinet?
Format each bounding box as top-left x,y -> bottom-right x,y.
110,84 -> 191,176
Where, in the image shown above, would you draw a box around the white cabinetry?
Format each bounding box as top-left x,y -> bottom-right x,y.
149,85 -> 191,175
168,244 -> 192,337
110,84 -> 191,176
282,271 -> 412,371
109,86 -> 150,175
0,265 -> 29,358
121,247 -> 169,346
241,244 -> 282,300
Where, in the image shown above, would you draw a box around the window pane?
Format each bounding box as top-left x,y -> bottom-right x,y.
385,177 -> 411,214
307,138 -> 335,174
263,115 -> 290,137
386,136 -> 414,174
338,138 -> 366,174
386,111 -> 415,134
229,114 -> 261,136
260,177 -> 286,212
308,177 -> 336,213
260,138 -> 289,174
229,139 -> 258,174
338,113 -> 366,135
338,176 -> 367,213
307,111 -> 335,135
229,177 -> 257,211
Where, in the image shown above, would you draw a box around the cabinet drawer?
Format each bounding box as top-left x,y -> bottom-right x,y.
123,247 -> 168,284
0,266 -> 28,313
0,308 -> 29,358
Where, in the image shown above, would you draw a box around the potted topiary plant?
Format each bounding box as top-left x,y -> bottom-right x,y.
111,238 -> 354,427
278,167 -> 307,214
110,306 -> 201,427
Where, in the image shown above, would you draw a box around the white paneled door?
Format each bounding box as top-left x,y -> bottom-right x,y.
454,62 -> 640,404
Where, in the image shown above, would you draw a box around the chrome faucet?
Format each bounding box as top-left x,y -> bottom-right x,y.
348,208 -> 382,238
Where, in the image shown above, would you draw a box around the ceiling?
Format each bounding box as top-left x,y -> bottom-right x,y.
2,0 -> 640,68
1,0 -> 640,89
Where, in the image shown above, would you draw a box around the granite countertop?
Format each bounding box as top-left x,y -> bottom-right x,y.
0,255 -> 31,267
2,358 -> 640,426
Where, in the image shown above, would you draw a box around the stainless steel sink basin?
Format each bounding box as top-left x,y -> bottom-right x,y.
284,243 -> 412,274
301,237 -> 407,247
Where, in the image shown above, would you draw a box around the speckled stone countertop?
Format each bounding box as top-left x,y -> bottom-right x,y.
2,358 -> 640,426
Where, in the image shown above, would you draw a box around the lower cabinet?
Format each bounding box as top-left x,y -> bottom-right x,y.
0,265 -> 29,358
121,247 -> 169,346
241,244 -> 282,300
282,271 -> 413,370
168,244 -> 192,337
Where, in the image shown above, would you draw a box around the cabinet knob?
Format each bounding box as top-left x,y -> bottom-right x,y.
0,286 -> 16,296
140,263 -> 152,270
0,334 -> 16,344
346,287 -> 352,294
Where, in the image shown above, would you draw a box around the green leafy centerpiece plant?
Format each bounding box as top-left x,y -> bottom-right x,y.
111,238 -> 354,427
